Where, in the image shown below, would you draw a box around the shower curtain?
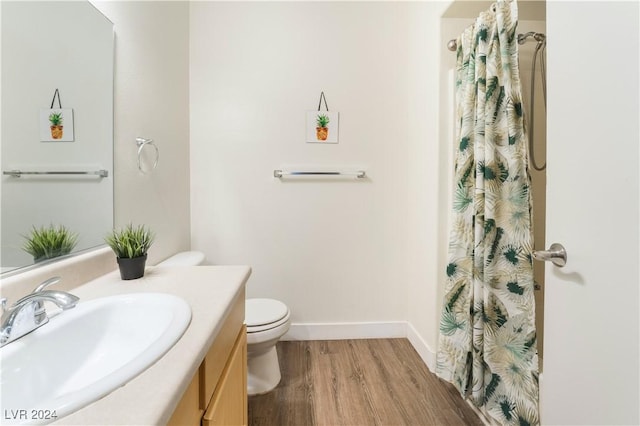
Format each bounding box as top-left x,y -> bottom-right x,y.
436,1 -> 539,425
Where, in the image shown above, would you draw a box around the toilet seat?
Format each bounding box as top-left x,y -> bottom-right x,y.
246,298 -> 290,333
247,312 -> 290,333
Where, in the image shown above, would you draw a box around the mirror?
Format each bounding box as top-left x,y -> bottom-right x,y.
1,1 -> 114,275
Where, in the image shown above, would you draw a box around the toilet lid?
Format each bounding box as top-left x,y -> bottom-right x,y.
245,298 -> 289,327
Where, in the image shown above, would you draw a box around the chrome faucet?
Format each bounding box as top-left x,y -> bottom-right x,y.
0,277 -> 79,347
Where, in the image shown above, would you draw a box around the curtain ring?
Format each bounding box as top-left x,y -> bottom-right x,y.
135,137 -> 159,174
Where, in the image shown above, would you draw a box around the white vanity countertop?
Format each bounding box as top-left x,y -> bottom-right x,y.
53,264 -> 251,425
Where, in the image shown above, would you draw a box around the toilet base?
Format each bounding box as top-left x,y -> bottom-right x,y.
247,345 -> 281,396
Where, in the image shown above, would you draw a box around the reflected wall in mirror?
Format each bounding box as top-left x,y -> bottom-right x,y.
1,1 -> 114,275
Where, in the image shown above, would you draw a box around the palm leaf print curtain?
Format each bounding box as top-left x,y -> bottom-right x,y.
436,1 -> 539,425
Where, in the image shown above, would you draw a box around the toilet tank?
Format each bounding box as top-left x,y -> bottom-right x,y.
156,251 -> 205,267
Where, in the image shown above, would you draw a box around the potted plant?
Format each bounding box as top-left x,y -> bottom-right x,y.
22,224 -> 78,263
49,111 -> 64,139
105,224 -> 155,280
316,114 -> 330,141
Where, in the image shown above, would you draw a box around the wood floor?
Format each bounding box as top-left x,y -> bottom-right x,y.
248,339 -> 483,426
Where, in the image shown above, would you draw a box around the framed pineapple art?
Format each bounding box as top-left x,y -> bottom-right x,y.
40,89 -> 74,142
306,92 -> 339,144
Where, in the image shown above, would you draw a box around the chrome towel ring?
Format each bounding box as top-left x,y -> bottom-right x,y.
136,137 -> 159,174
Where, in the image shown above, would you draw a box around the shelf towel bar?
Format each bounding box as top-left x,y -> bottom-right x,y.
2,169 -> 108,178
274,170 -> 366,178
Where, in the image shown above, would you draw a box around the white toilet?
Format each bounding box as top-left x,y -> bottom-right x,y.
245,297 -> 290,395
156,252 -> 291,396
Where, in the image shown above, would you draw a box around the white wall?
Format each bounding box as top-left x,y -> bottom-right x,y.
405,1 -> 452,367
93,1 -> 191,266
190,2 -> 412,326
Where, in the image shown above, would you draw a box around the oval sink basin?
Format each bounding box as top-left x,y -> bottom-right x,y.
0,293 -> 191,424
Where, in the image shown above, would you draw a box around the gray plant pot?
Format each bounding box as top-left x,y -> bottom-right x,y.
117,254 -> 147,280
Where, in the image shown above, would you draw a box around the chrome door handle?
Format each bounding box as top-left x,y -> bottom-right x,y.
533,243 -> 567,267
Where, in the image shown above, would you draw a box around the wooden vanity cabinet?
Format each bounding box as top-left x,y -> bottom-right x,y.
167,371 -> 202,425
202,329 -> 247,426
168,291 -> 247,426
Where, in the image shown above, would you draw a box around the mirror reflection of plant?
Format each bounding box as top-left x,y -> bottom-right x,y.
105,224 -> 154,259
22,224 -> 78,262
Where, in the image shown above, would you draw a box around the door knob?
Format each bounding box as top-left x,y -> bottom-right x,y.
533,243 -> 567,267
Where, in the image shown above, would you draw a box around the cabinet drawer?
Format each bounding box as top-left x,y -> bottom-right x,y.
203,327 -> 247,426
199,288 -> 245,409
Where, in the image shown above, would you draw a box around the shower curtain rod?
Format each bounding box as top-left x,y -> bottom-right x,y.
447,31 -> 546,51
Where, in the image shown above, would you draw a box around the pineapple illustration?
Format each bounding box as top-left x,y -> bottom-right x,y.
49,111 -> 64,139
316,114 -> 330,141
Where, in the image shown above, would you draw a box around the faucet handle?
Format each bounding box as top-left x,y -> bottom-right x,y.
31,277 -> 62,320
32,276 -> 61,293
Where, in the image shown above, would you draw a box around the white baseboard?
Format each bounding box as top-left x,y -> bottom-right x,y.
281,320 -> 437,373
406,322 -> 437,372
282,321 -> 407,341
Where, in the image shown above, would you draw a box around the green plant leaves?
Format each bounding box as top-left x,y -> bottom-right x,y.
22,224 -> 78,262
105,224 -> 155,259
316,114 -> 330,127
48,111 -> 63,126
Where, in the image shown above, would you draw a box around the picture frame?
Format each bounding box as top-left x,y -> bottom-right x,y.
306,111 -> 339,144
40,108 -> 74,142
